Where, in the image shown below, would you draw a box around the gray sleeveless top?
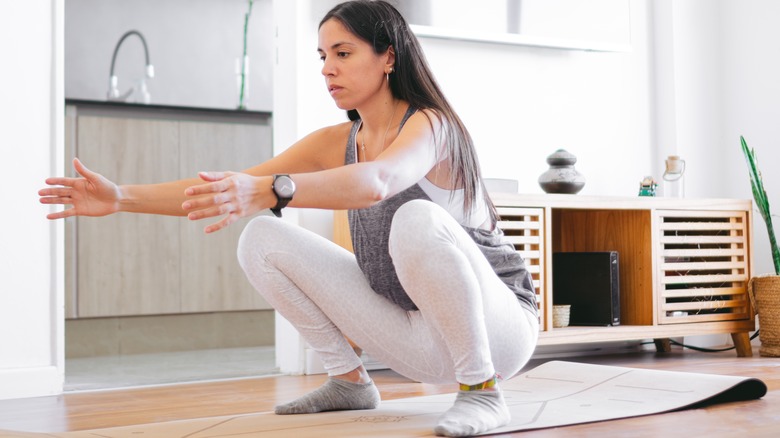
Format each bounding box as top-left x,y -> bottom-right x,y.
345,108 -> 538,316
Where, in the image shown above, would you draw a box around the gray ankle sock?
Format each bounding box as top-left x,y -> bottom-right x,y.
274,378 -> 381,415
434,388 -> 510,437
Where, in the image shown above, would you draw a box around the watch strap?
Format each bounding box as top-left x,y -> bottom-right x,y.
271,174 -> 293,217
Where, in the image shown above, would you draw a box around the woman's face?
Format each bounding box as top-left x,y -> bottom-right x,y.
318,18 -> 390,110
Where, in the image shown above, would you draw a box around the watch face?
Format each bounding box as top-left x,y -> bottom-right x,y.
274,175 -> 296,198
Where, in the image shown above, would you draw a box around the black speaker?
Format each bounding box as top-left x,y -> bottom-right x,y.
553,252 -> 620,326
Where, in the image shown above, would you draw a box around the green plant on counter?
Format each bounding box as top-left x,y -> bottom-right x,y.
238,0 -> 254,110
741,135 -> 780,274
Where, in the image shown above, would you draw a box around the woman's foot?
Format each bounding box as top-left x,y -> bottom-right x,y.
274,377 -> 381,414
434,387 -> 510,437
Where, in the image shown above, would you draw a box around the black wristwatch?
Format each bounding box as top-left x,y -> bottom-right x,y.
270,174 -> 296,217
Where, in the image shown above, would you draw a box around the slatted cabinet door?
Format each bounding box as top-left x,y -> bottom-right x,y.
496,206 -> 546,329
655,209 -> 752,324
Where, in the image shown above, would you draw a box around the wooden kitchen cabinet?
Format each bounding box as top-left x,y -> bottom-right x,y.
65,102 -> 273,318
74,115 -> 181,317
178,119 -> 272,313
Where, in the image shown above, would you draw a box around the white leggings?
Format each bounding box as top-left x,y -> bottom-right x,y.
237,200 -> 539,385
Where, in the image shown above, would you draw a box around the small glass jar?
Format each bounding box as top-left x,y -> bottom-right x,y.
663,155 -> 685,198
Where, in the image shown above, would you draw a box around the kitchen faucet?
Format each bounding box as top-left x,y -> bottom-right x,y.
107,30 -> 155,103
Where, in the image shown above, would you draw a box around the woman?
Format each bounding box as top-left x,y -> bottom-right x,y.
39,1 -> 538,436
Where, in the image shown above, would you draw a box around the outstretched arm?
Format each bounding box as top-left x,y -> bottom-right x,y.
182,110 -> 445,233
38,127 -> 332,222
39,158 -> 211,218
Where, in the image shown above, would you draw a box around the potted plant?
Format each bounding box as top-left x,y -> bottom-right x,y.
741,136 -> 780,356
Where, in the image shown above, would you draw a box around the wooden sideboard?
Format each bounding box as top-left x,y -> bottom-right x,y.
334,193 -> 755,357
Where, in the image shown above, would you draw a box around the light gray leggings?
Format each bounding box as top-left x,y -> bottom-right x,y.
237,200 -> 539,385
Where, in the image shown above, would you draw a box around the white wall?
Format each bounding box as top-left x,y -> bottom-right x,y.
719,0 -> 780,277
0,0 -> 65,400
417,0 -> 653,196
655,0 -> 725,199
65,0 -> 274,111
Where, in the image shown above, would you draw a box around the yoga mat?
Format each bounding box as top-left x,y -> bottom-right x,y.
12,360 -> 768,437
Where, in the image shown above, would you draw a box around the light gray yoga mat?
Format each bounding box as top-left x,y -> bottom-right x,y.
22,360 -> 768,437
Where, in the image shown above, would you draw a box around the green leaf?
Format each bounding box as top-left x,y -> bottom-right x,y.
740,136 -> 780,274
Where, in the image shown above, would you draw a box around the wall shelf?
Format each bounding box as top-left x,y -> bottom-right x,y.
411,24 -> 633,53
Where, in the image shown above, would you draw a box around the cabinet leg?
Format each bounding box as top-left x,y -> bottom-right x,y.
730,332 -> 753,357
654,338 -> 672,353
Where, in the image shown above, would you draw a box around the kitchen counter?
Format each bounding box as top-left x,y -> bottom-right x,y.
65,99 -> 271,124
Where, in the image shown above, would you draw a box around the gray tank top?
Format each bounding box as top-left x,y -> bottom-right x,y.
345,108 -> 538,316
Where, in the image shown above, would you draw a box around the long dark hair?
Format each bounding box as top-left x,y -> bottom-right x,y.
320,0 -> 498,224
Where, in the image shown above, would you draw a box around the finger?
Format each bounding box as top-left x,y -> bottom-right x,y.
46,208 -> 77,220
39,196 -> 72,205
204,213 -> 238,234
184,180 -> 228,197
187,203 -> 234,221
182,192 -> 233,211
44,176 -> 80,187
198,171 -> 231,182
72,158 -> 99,181
38,187 -> 72,197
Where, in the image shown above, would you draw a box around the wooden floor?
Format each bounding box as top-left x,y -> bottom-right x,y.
1,346 -> 779,437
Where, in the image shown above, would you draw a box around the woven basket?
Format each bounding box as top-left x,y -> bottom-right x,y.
552,304 -> 571,328
750,275 -> 780,357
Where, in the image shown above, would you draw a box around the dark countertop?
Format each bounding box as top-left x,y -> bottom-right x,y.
65,99 -> 271,123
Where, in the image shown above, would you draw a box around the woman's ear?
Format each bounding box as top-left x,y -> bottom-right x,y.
385,45 -> 396,74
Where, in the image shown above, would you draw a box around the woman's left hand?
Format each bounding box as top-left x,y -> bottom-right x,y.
182,171 -> 271,234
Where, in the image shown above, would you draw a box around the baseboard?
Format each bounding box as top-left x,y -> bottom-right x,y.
0,365 -> 63,400
66,310 -> 275,358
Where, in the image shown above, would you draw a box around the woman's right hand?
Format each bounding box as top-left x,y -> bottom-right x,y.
38,158 -> 121,220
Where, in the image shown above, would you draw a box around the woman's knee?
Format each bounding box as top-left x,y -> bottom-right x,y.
236,215 -> 279,271
390,200 -> 440,239
389,200 -> 452,256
